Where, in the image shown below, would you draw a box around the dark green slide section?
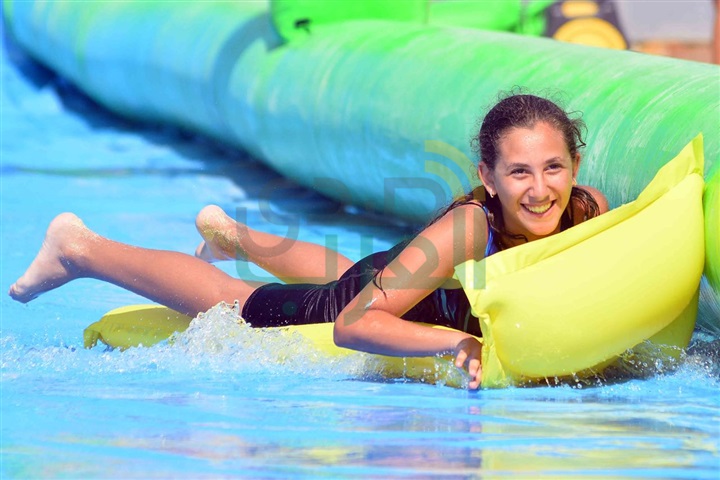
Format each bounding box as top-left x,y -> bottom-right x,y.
429,0 -> 553,35
272,0 -> 428,42
3,0 -> 719,323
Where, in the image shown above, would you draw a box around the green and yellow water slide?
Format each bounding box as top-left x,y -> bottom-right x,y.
3,1 -> 718,333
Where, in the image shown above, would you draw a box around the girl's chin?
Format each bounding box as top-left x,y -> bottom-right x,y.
526,226 -> 560,239
504,223 -> 560,243
519,215 -> 562,239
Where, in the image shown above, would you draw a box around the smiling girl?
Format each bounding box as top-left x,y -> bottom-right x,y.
9,93 -> 608,389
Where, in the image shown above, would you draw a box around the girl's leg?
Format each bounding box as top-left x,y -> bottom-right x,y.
9,213 -> 259,318
194,205 -> 354,284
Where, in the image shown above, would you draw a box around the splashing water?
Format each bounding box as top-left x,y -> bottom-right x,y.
166,302 -> 371,379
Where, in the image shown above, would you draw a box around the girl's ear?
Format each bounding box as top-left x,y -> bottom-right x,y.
572,153 -> 581,181
478,163 -> 495,197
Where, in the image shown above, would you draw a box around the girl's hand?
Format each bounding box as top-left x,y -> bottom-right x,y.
454,337 -> 483,389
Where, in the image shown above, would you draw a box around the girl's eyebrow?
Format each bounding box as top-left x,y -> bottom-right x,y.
504,163 -> 528,171
504,157 -> 565,170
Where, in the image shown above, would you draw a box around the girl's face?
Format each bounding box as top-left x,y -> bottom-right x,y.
479,122 -> 579,243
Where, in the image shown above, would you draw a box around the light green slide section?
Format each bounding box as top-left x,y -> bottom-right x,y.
3,0 -> 719,327
705,167 -> 720,295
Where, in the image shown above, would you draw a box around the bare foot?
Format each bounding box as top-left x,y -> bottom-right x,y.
194,205 -> 247,263
9,213 -> 91,303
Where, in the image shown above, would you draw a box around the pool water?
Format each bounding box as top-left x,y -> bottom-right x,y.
1,29 -> 719,479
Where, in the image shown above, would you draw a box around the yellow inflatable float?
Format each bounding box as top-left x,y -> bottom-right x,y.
85,136 -> 706,388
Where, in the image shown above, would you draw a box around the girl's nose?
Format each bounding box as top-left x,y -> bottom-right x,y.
530,175 -> 550,198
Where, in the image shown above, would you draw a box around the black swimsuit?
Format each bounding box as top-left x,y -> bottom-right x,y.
241,206 -> 499,336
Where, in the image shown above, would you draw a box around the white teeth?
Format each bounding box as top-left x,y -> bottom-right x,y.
525,203 -> 552,214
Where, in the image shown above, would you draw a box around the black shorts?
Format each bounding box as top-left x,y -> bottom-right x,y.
241,246 -> 481,336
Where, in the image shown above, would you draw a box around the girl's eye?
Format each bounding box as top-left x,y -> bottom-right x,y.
511,168 -> 527,176
547,163 -> 563,171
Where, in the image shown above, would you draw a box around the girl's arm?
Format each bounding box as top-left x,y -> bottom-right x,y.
333,204 -> 488,389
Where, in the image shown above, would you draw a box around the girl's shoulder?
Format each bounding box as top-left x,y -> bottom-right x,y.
444,200 -> 489,222
422,201 -> 490,258
571,185 -> 609,225
578,185 -> 609,214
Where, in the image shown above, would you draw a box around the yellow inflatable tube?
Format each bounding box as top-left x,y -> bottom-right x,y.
85,137 -> 705,388
84,305 -> 471,388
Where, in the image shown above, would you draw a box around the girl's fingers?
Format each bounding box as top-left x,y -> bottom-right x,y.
467,358 -> 482,390
454,349 -> 468,369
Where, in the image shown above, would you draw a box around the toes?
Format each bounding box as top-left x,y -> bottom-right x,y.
195,241 -> 217,263
8,282 -> 37,303
194,241 -> 205,258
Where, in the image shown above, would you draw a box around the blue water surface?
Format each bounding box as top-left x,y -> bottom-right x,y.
1,29 -> 719,479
